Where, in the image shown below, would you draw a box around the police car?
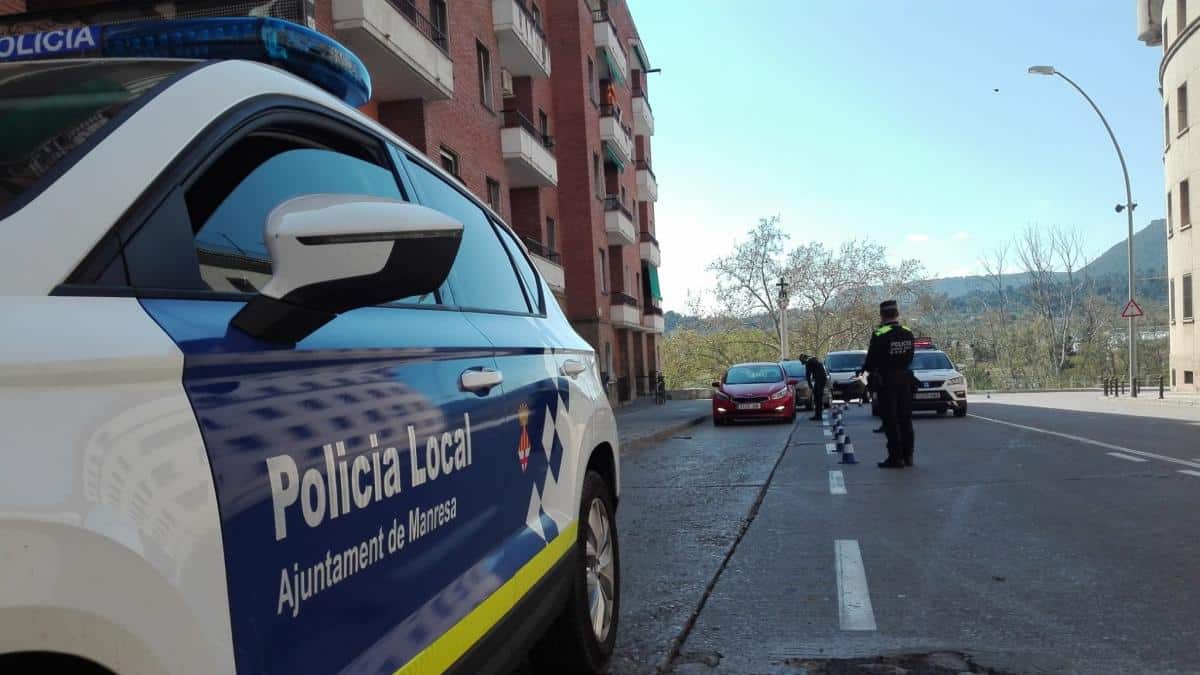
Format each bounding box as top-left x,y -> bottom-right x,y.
0,18 -> 620,675
908,340 -> 969,417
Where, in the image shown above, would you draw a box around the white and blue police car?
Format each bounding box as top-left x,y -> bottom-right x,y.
909,340 -> 969,417
0,18 -> 620,675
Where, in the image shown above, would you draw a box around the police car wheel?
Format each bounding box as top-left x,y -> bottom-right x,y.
530,470 -> 619,673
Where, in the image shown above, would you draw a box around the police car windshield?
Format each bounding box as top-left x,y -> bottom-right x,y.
826,353 -> 866,372
725,365 -> 784,385
0,60 -> 189,214
912,352 -> 954,371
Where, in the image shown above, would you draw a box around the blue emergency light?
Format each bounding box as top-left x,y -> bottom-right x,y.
0,17 -> 371,107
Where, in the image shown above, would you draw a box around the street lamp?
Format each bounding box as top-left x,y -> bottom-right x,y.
1028,65 -> 1139,395
776,278 -> 790,361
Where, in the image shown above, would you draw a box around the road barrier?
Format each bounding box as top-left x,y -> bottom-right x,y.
840,437 -> 858,464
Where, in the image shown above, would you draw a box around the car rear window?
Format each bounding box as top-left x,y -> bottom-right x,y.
726,365 -> 784,385
0,59 -> 191,215
826,353 -> 865,372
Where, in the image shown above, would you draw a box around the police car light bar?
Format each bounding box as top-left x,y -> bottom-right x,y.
0,17 -> 371,107
914,337 -> 936,350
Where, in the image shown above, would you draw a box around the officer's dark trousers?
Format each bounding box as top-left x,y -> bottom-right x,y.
811,380 -> 826,417
878,382 -> 915,462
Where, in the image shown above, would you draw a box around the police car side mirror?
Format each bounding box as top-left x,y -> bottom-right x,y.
232,194 -> 463,344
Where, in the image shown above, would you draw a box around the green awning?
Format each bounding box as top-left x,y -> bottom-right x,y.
601,49 -> 627,87
646,264 -> 662,300
603,143 -> 625,172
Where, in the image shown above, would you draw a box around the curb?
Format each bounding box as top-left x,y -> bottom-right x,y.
620,414 -> 709,453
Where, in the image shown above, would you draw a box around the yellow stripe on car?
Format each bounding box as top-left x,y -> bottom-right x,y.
395,522 -> 579,675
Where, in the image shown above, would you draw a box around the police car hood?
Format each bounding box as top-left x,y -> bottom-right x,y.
828,370 -> 865,384
913,369 -> 960,382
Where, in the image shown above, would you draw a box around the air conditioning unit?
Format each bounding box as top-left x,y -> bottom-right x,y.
501,69 -> 514,97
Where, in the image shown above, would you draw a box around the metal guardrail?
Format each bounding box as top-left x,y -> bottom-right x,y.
502,108 -> 555,151
521,235 -> 561,263
389,0 -> 449,53
603,196 -> 633,219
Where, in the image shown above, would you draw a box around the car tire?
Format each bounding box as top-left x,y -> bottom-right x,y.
954,403 -> 968,417
530,470 -> 620,674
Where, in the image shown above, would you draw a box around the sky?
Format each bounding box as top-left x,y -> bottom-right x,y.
629,0 -> 1166,312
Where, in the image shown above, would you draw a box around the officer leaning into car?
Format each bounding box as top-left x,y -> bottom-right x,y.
804,353 -> 827,421
862,299 -> 916,468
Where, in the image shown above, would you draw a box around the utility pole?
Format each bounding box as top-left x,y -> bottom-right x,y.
777,278 -> 790,360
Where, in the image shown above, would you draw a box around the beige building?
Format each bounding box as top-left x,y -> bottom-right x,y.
1140,0 -> 1199,391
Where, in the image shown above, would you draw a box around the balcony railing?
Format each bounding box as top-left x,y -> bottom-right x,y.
644,304 -> 664,316
389,0 -> 449,53
502,108 -> 555,151
639,230 -> 658,245
604,196 -> 633,219
636,159 -> 656,179
611,291 -> 639,307
599,102 -> 624,124
522,235 -> 561,263
514,0 -> 546,38
633,86 -> 652,112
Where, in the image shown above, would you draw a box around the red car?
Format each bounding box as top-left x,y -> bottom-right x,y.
712,362 -> 796,425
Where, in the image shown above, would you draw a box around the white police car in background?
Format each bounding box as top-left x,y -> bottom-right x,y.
909,341 -> 969,417
0,18 -> 620,675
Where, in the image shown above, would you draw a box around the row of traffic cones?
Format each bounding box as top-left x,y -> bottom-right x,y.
829,402 -> 857,464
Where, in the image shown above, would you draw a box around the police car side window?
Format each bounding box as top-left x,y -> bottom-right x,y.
190,142 -> 404,294
492,219 -> 545,314
402,157 -> 531,314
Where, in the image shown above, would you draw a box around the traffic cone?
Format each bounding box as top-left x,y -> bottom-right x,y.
835,436 -> 845,454
840,437 -> 858,464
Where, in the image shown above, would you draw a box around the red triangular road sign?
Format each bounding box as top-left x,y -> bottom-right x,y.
1121,299 -> 1144,318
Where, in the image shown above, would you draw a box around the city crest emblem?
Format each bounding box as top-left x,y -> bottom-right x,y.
517,403 -> 532,472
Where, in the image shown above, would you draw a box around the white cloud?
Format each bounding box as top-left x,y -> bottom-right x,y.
951,231 -> 970,241
906,233 -> 930,242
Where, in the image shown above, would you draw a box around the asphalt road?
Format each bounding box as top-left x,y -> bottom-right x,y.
604,394 -> 1200,674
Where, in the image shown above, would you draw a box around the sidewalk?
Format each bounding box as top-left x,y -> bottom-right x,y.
615,398 -> 711,452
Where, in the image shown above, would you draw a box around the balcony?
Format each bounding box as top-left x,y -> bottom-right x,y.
636,160 -> 658,203
492,0 -> 551,78
604,196 -> 637,246
639,230 -> 661,267
642,304 -> 664,333
610,292 -> 642,330
592,10 -> 629,85
502,109 -> 558,188
334,0 -> 454,101
600,105 -> 634,166
522,236 -> 565,293
633,88 -> 654,136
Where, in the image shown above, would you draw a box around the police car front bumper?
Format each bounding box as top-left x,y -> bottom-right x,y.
911,389 -> 967,411
831,380 -> 867,400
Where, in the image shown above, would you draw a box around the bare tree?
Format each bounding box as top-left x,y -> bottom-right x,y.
707,216 -> 788,352
1014,225 -> 1091,374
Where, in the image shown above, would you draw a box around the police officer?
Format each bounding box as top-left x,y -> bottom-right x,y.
804,353 -> 827,421
863,300 -> 915,468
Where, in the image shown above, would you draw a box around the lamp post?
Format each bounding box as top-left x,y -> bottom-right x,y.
1028,65 -> 1138,395
777,278 -> 790,361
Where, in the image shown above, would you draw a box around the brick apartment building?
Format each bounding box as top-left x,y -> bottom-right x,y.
0,0 -> 665,403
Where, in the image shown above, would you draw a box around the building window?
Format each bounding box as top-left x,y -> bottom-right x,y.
1168,190 -> 1174,237
1179,0 -> 1188,37
593,153 -> 603,197
1171,277 -> 1177,323
545,216 -> 556,252
538,108 -> 549,137
439,146 -> 459,177
620,185 -> 627,206
1179,83 -> 1189,133
430,0 -> 448,50
1172,369 -> 1177,386
587,57 -> 598,105
531,2 -> 541,29
1166,104 -> 1172,147
599,247 -> 608,292
1187,371 -> 1196,385
1184,273 -> 1194,320
486,176 -> 501,211
1182,179 -> 1192,228
477,41 -> 494,110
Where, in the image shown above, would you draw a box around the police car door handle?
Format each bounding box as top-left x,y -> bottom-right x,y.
460,367 -> 503,393
560,359 -> 587,378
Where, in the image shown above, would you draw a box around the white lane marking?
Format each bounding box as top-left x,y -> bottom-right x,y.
1106,452 -> 1147,463
822,418 -> 830,427
1179,470 -> 1200,478
970,414 -> 1200,471
835,540 -> 877,631
826,442 -> 838,455
829,470 -> 847,495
